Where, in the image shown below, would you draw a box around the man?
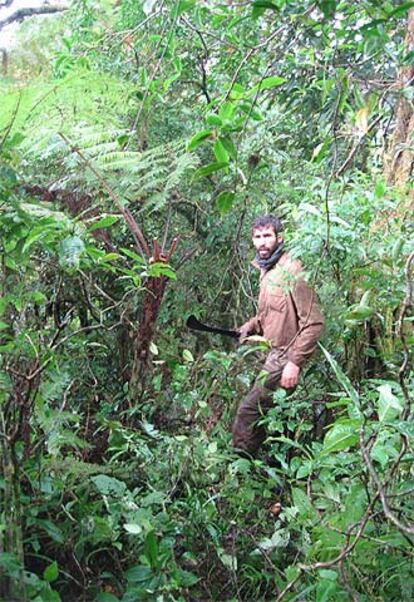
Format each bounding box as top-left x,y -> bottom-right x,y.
233,214 -> 324,456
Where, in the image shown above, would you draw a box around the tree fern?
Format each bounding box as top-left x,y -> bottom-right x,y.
1,69 -> 198,212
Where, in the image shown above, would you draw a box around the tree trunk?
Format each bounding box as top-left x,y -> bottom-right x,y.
384,7 -> 414,195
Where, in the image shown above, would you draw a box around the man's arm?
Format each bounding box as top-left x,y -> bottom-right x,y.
287,273 -> 324,368
238,315 -> 261,339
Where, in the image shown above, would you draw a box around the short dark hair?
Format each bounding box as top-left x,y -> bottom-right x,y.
252,214 -> 283,235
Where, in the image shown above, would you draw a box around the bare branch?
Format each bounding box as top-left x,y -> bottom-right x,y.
0,5 -> 67,32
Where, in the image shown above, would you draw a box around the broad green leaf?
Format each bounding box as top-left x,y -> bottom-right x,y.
316,578 -> 338,602
183,349 -> 194,362
43,561 -> 58,583
124,523 -> 142,535
148,262 -> 176,280
219,102 -> 235,122
206,114 -> 222,126
88,215 -> 119,232
34,519 -> 64,544
255,528 -> 290,553
387,2 -> 414,19
149,341 -> 158,355
22,227 -> 52,254
91,475 -> 127,497
359,290 -> 371,306
98,253 -> 120,263
193,161 -> 228,179
219,136 -> 237,160
291,487 -> 318,520
377,384 -> 403,422
125,565 -> 152,583
144,531 -> 158,568
322,419 -> 361,455
120,248 -> 145,263
216,191 -> 235,215
252,1 -> 279,11
345,305 -> 375,321
319,569 -> 338,581
177,0 -> 196,16
213,139 -> 229,163
250,76 -> 286,94
374,179 -> 385,198
217,547 -> 238,570
392,237 -> 404,263
187,129 -> 213,151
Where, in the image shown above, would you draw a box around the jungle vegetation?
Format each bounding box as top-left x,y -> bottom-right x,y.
0,0 -> 413,600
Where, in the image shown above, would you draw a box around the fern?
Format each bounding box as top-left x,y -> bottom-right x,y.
1,68 -> 198,212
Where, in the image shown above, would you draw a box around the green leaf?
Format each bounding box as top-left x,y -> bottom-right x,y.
96,593 -> 120,602
182,349 -> 194,362
392,237 -> 404,263
219,136 -> 237,160
148,262 -> 176,280
125,565 -> 153,583
252,1 -> 279,11
88,215 -> 119,232
206,114 -> 222,126
91,475 -> 127,497
374,179 -> 385,198
291,487 -> 318,520
345,305 -> 375,321
322,419 -> 361,455
319,345 -> 360,409
43,561 -> 58,583
124,523 -> 142,535
35,519 -> 64,544
120,248 -> 145,264
317,0 -> 336,18
144,531 -> 158,568
377,384 -> 403,422
386,2 -> 414,19
250,76 -> 286,94
193,161 -> 228,179
177,0 -> 196,16
219,102 -> 235,122
213,140 -> 229,163
216,191 -> 235,215
187,129 -> 213,151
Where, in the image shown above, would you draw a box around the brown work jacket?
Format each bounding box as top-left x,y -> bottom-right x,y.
240,252 -> 324,368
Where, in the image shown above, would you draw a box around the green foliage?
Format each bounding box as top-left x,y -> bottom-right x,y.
1,0 -> 414,600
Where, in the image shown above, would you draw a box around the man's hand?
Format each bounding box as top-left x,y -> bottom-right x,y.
280,361 -> 300,389
238,326 -> 251,340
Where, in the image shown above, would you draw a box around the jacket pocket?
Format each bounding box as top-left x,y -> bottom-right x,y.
268,291 -> 286,312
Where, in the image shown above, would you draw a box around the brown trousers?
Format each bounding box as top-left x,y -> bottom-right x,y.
232,349 -> 289,455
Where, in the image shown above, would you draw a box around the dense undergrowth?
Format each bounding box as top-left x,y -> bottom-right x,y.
1,1 -> 414,600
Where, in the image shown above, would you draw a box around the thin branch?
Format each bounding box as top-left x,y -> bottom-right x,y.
360,428 -> 414,536
58,132 -> 150,257
0,92 -> 21,153
334,114 -> 382,177
397,251 -> 414,418
0,5 -> 67,31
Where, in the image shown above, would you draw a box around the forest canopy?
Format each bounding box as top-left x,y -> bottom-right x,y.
0,0 -> 413,600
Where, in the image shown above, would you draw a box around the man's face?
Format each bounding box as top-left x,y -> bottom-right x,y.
252,225 -> 278,259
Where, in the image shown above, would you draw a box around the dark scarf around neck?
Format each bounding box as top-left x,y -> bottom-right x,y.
255,242 -> 285,271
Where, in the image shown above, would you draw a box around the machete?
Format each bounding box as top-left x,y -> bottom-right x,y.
186,315 -> 239,339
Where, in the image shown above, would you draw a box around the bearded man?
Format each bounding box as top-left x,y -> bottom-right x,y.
233,214 -> 324,456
